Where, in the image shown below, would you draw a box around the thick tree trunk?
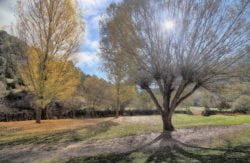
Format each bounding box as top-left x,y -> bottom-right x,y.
161,113 -> 175,132
35,107 -> 42,123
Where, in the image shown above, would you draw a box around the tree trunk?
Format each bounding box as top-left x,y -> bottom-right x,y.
120,105 -> 125,116
115,109 -> 119,118
35,107 -> 42,123
115,84 -> 120,118
72,108 -> 75,119
162,113 -> 175,132
44,107 -> 48,120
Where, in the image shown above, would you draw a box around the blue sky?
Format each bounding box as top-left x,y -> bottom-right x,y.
75,0 -> 121,79
0,0 -> 121,79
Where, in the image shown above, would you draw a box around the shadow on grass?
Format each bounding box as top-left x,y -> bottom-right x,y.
68,133 -> 250,163
145,143 -> 250,163
0,119 -> 119,146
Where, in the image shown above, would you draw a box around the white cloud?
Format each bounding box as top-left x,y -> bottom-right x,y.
85,38 -> 100,51
77,0 -> 121,75
79,0 -> 110,17
80,0 -> 104,6
0,0 -> 16,28
90,41 -> 100,50
75,52 -> 100,66
91,15 -> 102,29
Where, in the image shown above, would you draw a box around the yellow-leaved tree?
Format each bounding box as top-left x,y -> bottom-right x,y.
19,49 -> 80,104
110,84 -> 136,115
16,0 -> 84,123
82,76 -> 111,110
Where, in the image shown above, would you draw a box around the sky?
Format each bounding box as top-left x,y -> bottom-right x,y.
0,0 -> 121,79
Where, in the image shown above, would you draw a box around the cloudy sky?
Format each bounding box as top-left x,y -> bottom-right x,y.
0,0 -> 121,79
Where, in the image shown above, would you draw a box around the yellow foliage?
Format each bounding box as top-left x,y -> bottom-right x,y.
82,76 -> 111,108
19,47 -> 80,107
17,0 -> 84,108
110,84 -> 136,105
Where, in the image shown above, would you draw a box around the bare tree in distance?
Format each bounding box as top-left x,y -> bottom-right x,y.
101,0 -> 250,132
100,6 -> 130,118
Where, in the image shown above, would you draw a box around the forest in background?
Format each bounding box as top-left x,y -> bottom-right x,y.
0,29 -> 249,120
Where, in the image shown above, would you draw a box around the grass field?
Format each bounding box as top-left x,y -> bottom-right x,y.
0,114 -> 250,162
1,114 -> 250,146
68,126 -> 250,163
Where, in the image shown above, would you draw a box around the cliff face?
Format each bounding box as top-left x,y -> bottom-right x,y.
0,30 -> 26,80
0,30 -> 28,113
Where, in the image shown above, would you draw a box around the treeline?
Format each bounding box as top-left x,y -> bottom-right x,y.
0,30 -> 154,118
0,109 -> 189,122
181,66 -> 250,114
2,107 -> 249,122
0,29 -> 249,119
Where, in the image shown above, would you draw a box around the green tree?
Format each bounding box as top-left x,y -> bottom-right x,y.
233,95 -> 250,113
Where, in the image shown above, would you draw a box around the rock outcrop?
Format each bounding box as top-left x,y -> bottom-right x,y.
0,30 -> 29,113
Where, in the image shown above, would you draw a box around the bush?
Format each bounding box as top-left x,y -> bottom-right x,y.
233,95 -> 250,113
217,100 -> 231,111
201,106 -> 211,116
185,107 -> 193,115
0,81 -> 6,98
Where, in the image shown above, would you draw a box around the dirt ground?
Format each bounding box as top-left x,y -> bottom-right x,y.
0,123 -> 249,163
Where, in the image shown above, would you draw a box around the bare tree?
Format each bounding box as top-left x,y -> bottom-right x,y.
100,5 -> 130,118
101,0 -> 250,132
16,0 -> 84,123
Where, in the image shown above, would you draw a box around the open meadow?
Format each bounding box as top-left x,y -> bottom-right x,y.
0,0 -> 250,162
0,114 -> 250,162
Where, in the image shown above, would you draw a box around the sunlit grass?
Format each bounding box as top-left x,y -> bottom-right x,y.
173,114 -> 250,127
210,127 -> 250,148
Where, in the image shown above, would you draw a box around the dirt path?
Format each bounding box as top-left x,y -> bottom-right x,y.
0,124 -> 249,163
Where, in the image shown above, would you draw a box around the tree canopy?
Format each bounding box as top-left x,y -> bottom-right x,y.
16,0 -> 84,123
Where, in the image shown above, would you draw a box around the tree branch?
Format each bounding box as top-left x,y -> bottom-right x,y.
176,84 -> 200,107
145,87 -> 163,113
170,80 -> 189,109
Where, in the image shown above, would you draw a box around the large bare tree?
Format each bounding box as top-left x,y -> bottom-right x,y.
16,0 -> 84,123
101,0 -> 250,132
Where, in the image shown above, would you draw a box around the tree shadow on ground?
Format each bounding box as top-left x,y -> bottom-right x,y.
0,119 -> 119,146
69,132 -> 250,163
36,120 -> 119,144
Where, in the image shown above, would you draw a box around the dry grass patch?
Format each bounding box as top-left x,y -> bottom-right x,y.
0,118 -> 112,144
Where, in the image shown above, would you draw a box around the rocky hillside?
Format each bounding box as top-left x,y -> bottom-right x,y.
0,30 -> 27,113
0,30 -> 26,80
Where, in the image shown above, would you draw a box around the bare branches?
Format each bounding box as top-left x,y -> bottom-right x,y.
101,0 -> 249,130
144,86 -> 163,114
176,84 -> 200,107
